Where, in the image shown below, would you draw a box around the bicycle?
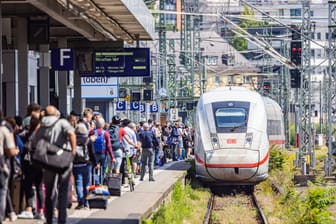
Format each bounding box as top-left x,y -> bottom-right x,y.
124,154 -> 135,192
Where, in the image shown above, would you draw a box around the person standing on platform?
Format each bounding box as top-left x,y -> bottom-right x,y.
90,117 -> 115,183
31,105 -> 76,224
138,123 -> 159,182
0,110 -> 19,224
73,122 -> 97,210
18,103 -> 45,221
108,116 -> 126,175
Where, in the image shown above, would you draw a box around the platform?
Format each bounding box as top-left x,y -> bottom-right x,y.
4,160 -> 190,224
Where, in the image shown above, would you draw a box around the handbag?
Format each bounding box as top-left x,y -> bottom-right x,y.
31,120 -> 73,174
32,138 -> 73,174
11,157 -> 22,180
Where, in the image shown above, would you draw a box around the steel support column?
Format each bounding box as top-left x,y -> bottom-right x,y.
326,0 -> 336,176
299,0 -> 312,173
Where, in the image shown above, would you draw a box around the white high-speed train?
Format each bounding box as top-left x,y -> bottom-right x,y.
194,86 -> 284,185
263,96 -> 285,149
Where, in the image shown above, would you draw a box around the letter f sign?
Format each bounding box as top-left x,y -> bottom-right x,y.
60,49 -> 71,66
51,48 -> 74,71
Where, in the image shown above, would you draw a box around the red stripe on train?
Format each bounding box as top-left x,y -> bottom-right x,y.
195,151 -> 269,168
269,139 -> 285,145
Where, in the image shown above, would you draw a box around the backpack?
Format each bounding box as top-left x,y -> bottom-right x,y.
93,129 -> 106,153
74,144 -> 90,164
108,125 -> 120,151
172,126 -> 179,137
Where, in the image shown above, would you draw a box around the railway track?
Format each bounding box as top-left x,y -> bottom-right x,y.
204,188 -> 267,224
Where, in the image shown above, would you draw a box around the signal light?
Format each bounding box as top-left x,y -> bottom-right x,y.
290,69 -> 301,88
263,81 -> 271,92
290,41 -> 302,66
143,89 -> 152,101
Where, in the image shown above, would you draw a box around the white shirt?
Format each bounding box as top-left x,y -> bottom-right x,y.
122,126 -> 137,157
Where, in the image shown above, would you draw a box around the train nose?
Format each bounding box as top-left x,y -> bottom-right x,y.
203,149 -> 264,181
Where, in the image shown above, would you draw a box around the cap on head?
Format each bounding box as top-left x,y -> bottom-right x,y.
112,115 -> 121,124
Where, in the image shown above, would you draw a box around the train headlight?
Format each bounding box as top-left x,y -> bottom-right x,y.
245,132 -> 253,148
211,133 -> 220,150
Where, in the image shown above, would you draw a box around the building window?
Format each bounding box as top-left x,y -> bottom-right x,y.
279,9 -> 284,17
317,32 -> 321,40
290,9 -> 301,17
207,56 -> 217,65
222,54 -> 228,65
215,75 -> 220,84
316,49 -> 322,58
311,49 -> 315,58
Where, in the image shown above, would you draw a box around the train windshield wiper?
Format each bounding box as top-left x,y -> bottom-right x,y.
230,124 -> 243,132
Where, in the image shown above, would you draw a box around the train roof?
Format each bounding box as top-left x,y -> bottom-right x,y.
200,86 -> 263,104
263,96 -> 283,118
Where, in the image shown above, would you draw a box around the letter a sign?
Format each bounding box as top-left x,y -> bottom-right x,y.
51,48 -> 74,71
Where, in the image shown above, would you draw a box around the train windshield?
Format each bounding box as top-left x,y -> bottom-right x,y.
215,108 -> 247,128
212,101 -> 250,133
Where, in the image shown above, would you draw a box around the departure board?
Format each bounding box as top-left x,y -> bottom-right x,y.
94,48 -> 150,77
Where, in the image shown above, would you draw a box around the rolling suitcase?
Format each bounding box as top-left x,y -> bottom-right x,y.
87,167 -> 110,209
87,194 -> 109,209
104,173 -> 122,196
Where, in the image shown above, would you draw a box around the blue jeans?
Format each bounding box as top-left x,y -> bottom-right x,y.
73,165 -> 90,207
110,149 -> 123,172
0,171 -> 9,223
154,145 -> 162,166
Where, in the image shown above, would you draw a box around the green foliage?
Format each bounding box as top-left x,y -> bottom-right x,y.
233,36 -> 248,51
232,6 -> 263,51
239,6 -> 262,28
280,187 -> 336,224
144,182 -> 192,224
269,145 -> 285,171
296,187 -> 336,224
289,123 -> 296,146
144,0 -> 156,9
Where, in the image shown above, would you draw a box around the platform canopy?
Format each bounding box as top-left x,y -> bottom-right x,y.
1,0 -> 155,43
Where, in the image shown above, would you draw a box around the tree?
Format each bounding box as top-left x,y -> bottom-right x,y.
232,6 -> 263,51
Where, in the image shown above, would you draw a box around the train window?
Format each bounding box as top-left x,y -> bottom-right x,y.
267,120 -> 282,135
215,108 -> 247,128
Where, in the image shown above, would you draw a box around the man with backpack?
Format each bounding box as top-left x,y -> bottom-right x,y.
73,122 -> 97,210
90,117 -> 115,184
107,116 -> 125,175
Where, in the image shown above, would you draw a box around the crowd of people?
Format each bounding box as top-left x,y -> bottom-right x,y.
0,103 -> 194,224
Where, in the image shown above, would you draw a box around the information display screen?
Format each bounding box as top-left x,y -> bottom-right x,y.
94,48 -> 150,77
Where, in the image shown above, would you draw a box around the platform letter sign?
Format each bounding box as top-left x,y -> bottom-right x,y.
150,104 -> 159,113
140,104 -> 145,113
51,48 -> 74,71
116,101 -> 126,111
130,101 -> 140,111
